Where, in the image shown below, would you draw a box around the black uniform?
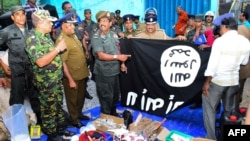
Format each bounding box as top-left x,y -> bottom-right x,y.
0,24 -> 41,123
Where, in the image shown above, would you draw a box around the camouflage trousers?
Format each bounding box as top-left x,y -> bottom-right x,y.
0,107 -> 10,140
36,80 -> 65,135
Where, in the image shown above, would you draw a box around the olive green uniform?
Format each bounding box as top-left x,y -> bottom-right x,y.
57,31 -> 89,125
123,29 -> 137,38
26,30 -> 65,135
91,30 -> 120,115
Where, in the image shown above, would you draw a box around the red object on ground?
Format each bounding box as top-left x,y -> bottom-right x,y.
229,115 -> 238,122
239,107 -> 247,114
79,130 -> 106,141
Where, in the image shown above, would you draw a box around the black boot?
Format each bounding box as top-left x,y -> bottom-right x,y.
47,134 -> 63,141
57,127 -> 75,139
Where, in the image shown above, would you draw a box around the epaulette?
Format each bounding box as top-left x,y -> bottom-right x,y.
134,30 -> 144,35
93,32 -> 99,38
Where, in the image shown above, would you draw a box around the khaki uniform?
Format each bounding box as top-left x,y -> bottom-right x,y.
57,31 -> 89,124
134,29 -> 171,40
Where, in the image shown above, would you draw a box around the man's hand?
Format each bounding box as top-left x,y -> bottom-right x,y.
117,54 -> 131,62
0,77 -> 7,88
69,79 -> 77,89
56,39 -> 67,52
120,63 -> 127,73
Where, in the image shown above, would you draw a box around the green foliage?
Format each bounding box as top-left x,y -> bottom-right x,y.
1,0 -> 21,13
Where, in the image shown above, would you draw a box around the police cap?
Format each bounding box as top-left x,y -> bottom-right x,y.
144,15 -> 157,24
57,13 -> 77,24
115,9 -> 121,14
123,14 -> 134,22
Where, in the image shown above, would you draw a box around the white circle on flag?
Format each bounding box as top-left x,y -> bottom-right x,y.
160,45 -> 201,87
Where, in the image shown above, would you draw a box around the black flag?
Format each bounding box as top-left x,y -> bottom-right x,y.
120,38 -> 211,116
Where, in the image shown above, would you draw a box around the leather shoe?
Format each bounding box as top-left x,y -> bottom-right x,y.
47,134 -> 63,141
79,114 -> 90,120
85,91 -> 93,99
71,122 -> 85,128
58,128 -> 75,137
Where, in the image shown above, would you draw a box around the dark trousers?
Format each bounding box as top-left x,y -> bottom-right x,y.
235,78 -> 246,111
9,73 -> 41,122
63,78 -> 86,124
95,74 -> 120,115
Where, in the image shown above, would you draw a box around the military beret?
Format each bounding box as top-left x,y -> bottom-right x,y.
188,14 -> 195,19
144,15 -> 157,24
11,5 -> 24,14
57,13 -> 77,24
115,9 -> 121,14
84,9 -> 91,14
95,10 -> 110,21
123,14 -> 134,22
194,14 -> 203,22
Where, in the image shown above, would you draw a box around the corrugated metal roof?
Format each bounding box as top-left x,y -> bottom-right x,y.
145,0 -> 212,37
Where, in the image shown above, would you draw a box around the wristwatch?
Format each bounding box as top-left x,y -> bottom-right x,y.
113,55 -> 117,60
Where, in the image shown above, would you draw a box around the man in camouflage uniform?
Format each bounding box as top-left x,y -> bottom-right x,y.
0,6 -> 41,124
25,10 -> 74,141
92,11 -> 130,116
56,14 -> 90,128
123,14 -> 137,38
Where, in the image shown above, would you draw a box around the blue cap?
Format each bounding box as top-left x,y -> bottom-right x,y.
144,15 -> 157,24
123,14 -> 134,22
57,13 -> 77,24
145,7 -> 157,17
213,13 -> 234,26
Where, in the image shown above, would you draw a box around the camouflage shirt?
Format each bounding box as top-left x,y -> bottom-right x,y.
25,30 -> 63,84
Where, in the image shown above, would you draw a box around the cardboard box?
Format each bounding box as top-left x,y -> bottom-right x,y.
93,113 -> 124,135
129,113 -> 167,140
129,117 -> 152,135
156,127 -> 170,141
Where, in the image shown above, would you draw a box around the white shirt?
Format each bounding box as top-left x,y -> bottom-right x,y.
204,30 -> 250,86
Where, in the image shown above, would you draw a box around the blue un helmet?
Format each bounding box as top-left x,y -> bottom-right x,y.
145,7 -> 157,17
